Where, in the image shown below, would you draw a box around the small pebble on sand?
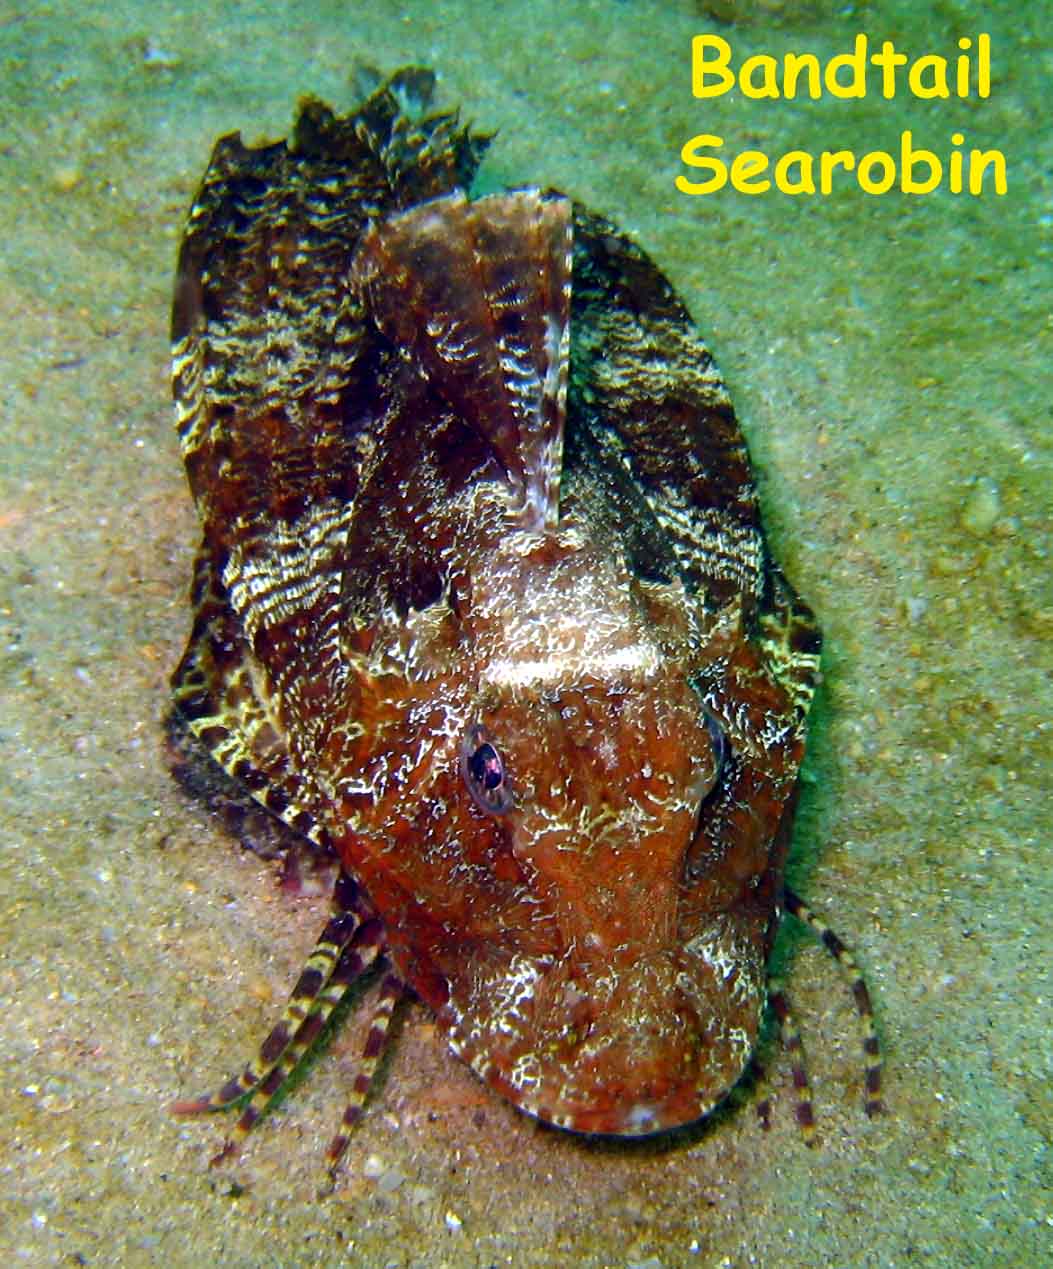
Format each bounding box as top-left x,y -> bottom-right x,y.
960,477 -> 1001,536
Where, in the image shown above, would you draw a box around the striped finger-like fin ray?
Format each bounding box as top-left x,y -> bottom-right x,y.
783,886 -> 884,1120
767,976 -> 817,1143
325,971 -> 405,1173
171,877 -> 387,1159
170,874 -> 376,1111
213,925 -> 387,1163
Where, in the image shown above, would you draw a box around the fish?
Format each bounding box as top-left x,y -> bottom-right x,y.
167,67 -> 881,1169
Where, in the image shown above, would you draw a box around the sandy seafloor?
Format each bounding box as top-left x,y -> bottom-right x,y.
1,0 -> 1050,1265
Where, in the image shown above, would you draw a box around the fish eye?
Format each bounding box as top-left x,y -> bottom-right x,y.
460,723 -> 514,816
704,711 -> 726,781
694,709 -> 726,803
469,741 -> 503,790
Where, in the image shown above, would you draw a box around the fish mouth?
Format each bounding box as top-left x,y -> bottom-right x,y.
484,1063 -> 734,1138
457,1020 -> 756,1138
435,927 -> 766,1136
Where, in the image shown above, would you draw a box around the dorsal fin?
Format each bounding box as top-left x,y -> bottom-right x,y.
351,189 -> 572,530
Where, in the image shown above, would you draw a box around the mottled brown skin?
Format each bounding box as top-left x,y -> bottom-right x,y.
169,69 -> 827,1147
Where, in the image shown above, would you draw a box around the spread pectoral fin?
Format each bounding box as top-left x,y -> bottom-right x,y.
568,206 -> 765,612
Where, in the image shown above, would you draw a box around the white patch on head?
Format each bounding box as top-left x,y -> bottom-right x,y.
484,641 -> 660,689
468,528 -> 667,695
